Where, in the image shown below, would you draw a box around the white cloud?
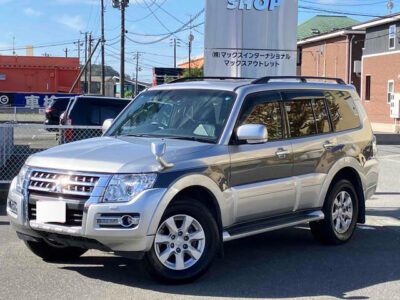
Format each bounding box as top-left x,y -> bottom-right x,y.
56,14 -> 85,31
24,7 -> 43,17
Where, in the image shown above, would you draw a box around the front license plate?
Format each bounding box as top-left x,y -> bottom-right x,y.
36,201 -> 66,223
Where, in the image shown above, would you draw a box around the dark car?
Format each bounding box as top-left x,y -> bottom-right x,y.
59,96 -> 131,143
44,97 -> 72,126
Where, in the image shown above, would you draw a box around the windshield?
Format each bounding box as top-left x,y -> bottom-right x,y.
107,89 -> 237,143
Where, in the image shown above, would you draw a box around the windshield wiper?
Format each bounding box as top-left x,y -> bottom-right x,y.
165,136 -> 215,144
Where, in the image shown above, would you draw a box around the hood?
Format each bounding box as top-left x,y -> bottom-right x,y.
26,136 -> 214,174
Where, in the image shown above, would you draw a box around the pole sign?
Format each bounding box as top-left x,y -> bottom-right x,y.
204,0 -> 298,78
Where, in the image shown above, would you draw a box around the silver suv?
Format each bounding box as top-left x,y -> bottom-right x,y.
7,76 -> 379,283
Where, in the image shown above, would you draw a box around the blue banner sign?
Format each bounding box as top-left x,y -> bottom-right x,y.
0,92 -> 78,108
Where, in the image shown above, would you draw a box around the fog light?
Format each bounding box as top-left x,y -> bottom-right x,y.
7,199 -> 18,215
121,215 -> 140,228
96,214 -> 140,228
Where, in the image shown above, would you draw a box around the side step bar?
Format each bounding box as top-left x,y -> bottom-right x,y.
223,210 -> 324,242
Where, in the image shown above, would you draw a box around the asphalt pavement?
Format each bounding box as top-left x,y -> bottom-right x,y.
0,145 -> 399,300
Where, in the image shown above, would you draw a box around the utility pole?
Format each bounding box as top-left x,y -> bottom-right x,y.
171,38 -> 177,68
188,34 -> 194,76
64,48 -> 68,58
88,33 -> 92,94
113,0 -> 129,98
101,0 -> 106,96
12,36 -> 16,55
84,32 -> 88,93
134,51 -> 140,97
74,40 -> 82,63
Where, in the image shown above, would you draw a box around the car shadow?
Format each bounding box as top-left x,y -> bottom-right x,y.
60,221 -> 400,299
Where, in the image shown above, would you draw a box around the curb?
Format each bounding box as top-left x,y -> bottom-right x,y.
375,133 -> 400,145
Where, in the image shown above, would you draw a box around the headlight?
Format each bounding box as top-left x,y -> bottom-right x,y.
103,173 -> 157,203
16,165 -> 29,194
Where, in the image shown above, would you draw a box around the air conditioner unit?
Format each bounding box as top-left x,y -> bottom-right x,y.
390,93 -> 400,118
353,61 -> 361,74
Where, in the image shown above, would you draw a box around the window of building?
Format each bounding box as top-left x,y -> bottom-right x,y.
238,92 -> 283,141
324,90 -> 361,132
365,75 -> 371,101
389,24 -> 396,50
388,80 -> 395,104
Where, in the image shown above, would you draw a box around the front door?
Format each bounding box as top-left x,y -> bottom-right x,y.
229,91 -> 295,223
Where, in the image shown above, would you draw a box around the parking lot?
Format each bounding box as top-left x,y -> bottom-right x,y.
0,145 -> 399,300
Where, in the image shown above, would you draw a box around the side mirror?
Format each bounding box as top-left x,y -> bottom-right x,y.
102,118 -> 114,134
237,124 -> 268,144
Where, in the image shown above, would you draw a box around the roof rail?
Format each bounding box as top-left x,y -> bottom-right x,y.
252,76 -> 346,85
168,76 -> 254,84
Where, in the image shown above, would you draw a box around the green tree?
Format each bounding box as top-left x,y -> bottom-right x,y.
181,66 -> 204,78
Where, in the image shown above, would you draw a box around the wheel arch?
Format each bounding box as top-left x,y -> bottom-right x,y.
323,164 -> 366,224
147,174 -> 233,236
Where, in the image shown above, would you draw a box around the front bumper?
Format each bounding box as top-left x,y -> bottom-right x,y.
7,177 -> 167,253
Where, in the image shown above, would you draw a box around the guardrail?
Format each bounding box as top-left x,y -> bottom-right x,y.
0,123 -> 103,183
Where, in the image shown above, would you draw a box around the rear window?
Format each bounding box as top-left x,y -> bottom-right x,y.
324,90 -> 361,132
52,98 -> 70,110
70,98 -> 130,125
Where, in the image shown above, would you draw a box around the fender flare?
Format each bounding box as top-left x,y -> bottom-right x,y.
146,174 -> 234,236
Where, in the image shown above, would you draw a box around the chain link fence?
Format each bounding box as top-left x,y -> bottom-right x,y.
0,107 -> 47,123
0,123 -> 103,183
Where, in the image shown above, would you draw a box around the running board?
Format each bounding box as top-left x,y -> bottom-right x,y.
223,210 -> 324,242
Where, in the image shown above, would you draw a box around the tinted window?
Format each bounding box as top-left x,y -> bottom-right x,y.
238,92 -> 283,141
324,90 -> 360,132
313,98 -> 331,134
70,98 -> 129,125
285,99 -> 317,137
52,98 -> 70,110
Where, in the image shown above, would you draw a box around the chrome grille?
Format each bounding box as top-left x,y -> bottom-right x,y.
28,170 -> 99,197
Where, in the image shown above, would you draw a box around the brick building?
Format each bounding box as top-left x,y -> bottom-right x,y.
297,30 -> 365,94
353,13 -> 400,132
0,55 -> 80,93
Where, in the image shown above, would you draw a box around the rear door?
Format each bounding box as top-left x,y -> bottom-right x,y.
282,90 -> 337,211
229,91 -> 295,222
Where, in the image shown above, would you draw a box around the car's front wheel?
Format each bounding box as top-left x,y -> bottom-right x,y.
310,179 -> 359,245
144,198 -> 219,283
24,240 -> 87,261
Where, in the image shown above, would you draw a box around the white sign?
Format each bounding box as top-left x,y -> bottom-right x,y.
204,0 -> 298,78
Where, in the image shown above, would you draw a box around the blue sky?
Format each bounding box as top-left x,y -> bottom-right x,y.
0,0 -> 396,82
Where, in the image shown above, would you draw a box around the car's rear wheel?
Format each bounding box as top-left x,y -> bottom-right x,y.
24,240 -> 87,261
144,198 -> 219,283
310,179 -> 359,245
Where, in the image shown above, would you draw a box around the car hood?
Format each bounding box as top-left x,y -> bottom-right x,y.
26,136 -> 214,174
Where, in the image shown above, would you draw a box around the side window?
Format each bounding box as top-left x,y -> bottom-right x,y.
285,99 -> 317,137
238,92 -> 283,141
313,98 -> 331,134
324,90 -> 361,132
284,91 -> 332,138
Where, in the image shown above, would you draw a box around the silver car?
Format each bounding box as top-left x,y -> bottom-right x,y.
7,76 -> 379,283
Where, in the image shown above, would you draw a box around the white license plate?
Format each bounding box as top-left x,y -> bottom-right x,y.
36,201 -> 66,224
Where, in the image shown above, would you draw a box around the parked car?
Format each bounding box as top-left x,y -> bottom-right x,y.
59,95 -> 131,142
7,76 -> 379,283
44,97 -> 72,126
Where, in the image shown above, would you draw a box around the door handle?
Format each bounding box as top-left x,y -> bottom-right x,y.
323,141 -> 336,150
276,148 -> 290,158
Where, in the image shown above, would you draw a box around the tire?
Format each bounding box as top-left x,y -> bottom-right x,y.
144,198 -> 219,284
310,179 -> 359,245
24,240 -> 87,262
